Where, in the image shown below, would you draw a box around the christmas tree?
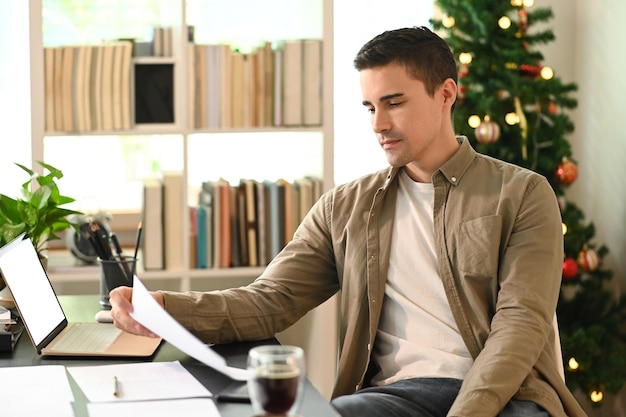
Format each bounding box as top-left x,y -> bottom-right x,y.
430,0 -> 626,407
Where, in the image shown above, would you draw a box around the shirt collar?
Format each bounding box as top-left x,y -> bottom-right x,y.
436,136 -> 476,186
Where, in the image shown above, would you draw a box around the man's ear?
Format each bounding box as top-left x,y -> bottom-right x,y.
441,78 -> 457,108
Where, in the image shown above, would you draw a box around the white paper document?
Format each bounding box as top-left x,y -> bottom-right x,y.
87,398 -> 220,417
130,275 -> 250,380
67,361 -> 211,403
0,365 -> 75,417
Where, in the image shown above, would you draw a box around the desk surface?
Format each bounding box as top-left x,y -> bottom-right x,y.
0,294 -> 338,417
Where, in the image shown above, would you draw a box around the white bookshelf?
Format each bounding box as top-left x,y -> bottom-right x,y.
27,0 -> 334,290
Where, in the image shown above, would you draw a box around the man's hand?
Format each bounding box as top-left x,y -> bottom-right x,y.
109,286 -> 164,338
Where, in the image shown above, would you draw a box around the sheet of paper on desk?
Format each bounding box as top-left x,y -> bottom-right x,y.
0,364 -> 74,417
88,398 -> 220,417
67,361 -> 211,403
130,275 -> 250,381
87,398 -> 220,417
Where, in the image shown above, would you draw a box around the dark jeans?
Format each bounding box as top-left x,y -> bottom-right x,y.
331,378 -> 549,417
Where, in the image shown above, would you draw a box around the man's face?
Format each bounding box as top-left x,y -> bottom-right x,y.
360,62 -> 450,178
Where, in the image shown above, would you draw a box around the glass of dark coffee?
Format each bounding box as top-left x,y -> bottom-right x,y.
247,345 -> 306,416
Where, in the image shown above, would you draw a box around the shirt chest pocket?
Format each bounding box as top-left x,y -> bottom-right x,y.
455,215 -> 502,279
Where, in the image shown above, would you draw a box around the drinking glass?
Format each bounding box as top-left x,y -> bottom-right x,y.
247,345 -> 306,416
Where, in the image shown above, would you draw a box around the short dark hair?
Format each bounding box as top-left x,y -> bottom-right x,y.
354,26 -> 458,98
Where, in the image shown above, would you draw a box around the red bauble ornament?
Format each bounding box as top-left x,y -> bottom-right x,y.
577,246 -> 599,272
520,63 -> 542,77
475,117 -> 501,144
562,258 -> 579,280
548,102 -> 558,115
556,158 -> 578,185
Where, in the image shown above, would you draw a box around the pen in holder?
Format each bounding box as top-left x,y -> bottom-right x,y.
98,256 -> 136,310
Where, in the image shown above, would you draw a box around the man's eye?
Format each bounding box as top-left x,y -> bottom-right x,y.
366,107 -> 375,114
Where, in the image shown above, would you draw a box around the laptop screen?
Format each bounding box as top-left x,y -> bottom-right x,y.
0,234 -> 66,346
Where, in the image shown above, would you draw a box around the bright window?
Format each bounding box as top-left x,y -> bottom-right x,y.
333,1 -> 434,186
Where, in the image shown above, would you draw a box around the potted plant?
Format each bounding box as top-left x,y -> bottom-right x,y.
0,161 -> 82,291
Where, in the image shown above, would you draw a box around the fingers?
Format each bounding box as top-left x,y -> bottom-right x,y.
109,286 -> 159,338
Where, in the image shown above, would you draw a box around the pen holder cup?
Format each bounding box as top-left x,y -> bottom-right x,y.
98,257 -> 136,310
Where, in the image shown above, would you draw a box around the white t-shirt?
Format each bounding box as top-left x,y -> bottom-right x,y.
371,170 -> 473,386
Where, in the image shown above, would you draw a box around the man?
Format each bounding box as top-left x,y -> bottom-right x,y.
111,26 -> 586,417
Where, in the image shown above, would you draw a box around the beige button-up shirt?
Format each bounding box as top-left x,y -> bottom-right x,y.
163,137 -> 586,417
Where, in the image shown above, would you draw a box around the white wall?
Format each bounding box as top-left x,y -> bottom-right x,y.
542,0 -> 626,414
543,0 -> 626,294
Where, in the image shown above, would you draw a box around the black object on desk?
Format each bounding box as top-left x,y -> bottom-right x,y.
0,308 -> 24,352
0,294 -> 339,417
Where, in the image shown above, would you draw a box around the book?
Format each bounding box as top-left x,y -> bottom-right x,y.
196,44 -> 208,129
220,45 -> 233,128
230,50 -> 245,128
100,43 -> 115,131
52,47 -> 65,132
44,47 -> 56,132
256,180 -> 269,265
162,27 -> 172,57
241,179 -> 258,267
153,26 -> 163,57
197,184 -> 214,269
242,51 -> 256,127
206,44 -> 222,129
61,45 -> 76,132
278,178 -> 295,245
295,177 -> 314,222
163,172 -> 185,270
91,45 -> 104,131
186,42 -> 196,129
119,41 -> 133,130
233,184 -> 246,267
142,178 -> 164,270
302,39 -> 323,126
259,41 -> 274,127
218,178 -> 232,268
272,47 -> 283,126
282,40 -> 303,126
188,206 -> 198,269
111,42 -> 124,130
73,45 -> 86,132
81,45 -> 94,132
208,180 -> 221,269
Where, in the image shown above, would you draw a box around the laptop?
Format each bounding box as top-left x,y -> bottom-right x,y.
0,233 -> 161,357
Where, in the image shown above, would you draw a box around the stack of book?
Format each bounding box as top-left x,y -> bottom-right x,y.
188,39 -> 323,130
140,175 -> 323,271
44,41 -> 133,133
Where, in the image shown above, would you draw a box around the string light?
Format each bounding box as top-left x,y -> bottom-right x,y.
498,16 -> 512,29
523,0 -> 535,6
590,391 -> 604,403
505,112 -> 520,125
510,0 -> 522,6
459,52 -> 473,65
442,15 -> 456,28
562,223 -> 567,235
567,357 -> 578,370
541,66 -> 554,80
468,115 -> 481,128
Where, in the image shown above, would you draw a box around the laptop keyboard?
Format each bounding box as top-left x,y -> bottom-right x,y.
49,323 -> 123,353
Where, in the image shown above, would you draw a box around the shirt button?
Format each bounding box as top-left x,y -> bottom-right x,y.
367,343 -> 371,351
451,176 -> 457,182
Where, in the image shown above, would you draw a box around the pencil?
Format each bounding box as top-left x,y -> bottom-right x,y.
131,222 -> 142,278
113,375 -> 119,397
